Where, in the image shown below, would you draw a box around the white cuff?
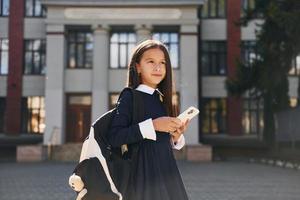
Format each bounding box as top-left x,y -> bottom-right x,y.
171,134 -> 185,150
138,118 -> 156,141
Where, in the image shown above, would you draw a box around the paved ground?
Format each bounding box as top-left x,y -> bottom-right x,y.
0,160 -> 299,200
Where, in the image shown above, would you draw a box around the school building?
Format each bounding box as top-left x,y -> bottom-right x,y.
0,0 -> 299,161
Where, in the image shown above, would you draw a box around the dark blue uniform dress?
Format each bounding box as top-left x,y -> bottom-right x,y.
108,89 -> 189,200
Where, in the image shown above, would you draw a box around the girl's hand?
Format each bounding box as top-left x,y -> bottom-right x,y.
152,117 -> 183,133
170,119 -> 190,142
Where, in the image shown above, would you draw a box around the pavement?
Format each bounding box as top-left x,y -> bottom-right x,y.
0,160 -> 300,200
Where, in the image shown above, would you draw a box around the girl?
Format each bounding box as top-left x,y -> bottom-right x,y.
109,39 -> 190,200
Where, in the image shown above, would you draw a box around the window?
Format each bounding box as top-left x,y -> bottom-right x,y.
202,41 -> 227,75
21,96 -> 45,134
289,55 -> 300,76
0,39 -> 8,75
241,0 -> 263,18
242,98 -> 264,135
110,29 -> 136,69
202,98 -> 227,134
109,92 -> 119,110
25,0 -> 46,17
241,41 -> 257,66
0,98 -> 5,132
66,27 -> 93,69
290,97 -> 298,108
201,0 -> 226,18
0,0 -> 9,16
24,39 -> 46,75
152,29 -> 179,68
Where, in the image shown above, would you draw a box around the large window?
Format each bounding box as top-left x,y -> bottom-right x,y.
0,0 -> 9,16
290,97 -> 298,108
242,98 -> 264,135
110,28 -> 136,69
201,0 -> 226,18
241,0 -> 263,18
0,39 -> 8,75
202,98 -> 227,134
21,96 -> 45,134
152,28 -> 179,68
25,0 -> 46,17
0,98 -> 5,132
24,39 -> 46,75
66,27 -> 93,69
202,41 -> 227,75
289,55 -> 300,76
241,40 -> 257,66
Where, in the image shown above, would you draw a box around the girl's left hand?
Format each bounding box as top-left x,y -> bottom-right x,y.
170,119 -> 190,142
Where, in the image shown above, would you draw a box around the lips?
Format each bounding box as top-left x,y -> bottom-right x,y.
152,74 -> 162,77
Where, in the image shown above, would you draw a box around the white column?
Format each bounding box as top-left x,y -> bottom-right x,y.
91,25 -> 110,122
180,25 -> 199,145
44,24 -> 65,145
135,24 -> 152,43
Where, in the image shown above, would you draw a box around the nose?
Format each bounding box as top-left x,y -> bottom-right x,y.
153,64 -> 162,71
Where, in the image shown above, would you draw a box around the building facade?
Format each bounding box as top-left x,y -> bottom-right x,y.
0,0 -> 299,153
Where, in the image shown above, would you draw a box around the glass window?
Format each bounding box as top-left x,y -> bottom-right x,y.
290,97 -> 298,108
289,55 -> 300,76
152,30 -> 179,68
0,98 -> 5,132
66,27 -> 93,69
241,40 -> 258,66
25,0 -> 46,17
201,0 -> 226,18
242,98 -> 264,135
110,30 -> 136,69
0,39 -> 8,75
21,96 -> 45,134
0,0 -> 9,16
24,39 -> 46,75
241,0 -> 263,18
202,41 -> 227,75
202,98 -> 227,134
109,93 -> 119,110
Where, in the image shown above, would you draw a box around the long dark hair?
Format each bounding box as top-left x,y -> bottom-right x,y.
127,39 -> 177,117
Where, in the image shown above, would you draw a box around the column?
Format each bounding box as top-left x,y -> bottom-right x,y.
180,25 -> 199,144
135,24 -> 152,43
43,24 -> 65,145
91,25 -> 110,122
5,0 -> 25,135
227,0 -> 243,136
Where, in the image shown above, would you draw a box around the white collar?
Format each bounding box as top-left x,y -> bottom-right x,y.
135,84 -> 164,97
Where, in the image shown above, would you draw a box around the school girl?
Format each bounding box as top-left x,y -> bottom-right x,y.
108,39 -> 190,200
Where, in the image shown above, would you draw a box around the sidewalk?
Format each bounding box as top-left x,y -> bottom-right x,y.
0,161 -> 299,200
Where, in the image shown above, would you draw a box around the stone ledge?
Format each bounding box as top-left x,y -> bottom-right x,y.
186,144 -> 212,162
17,145 -> 47,162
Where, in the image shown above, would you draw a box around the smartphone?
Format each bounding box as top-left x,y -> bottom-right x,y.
177,106 -> 200,123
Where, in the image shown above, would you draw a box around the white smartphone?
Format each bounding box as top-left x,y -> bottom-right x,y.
177,106 -> 200,123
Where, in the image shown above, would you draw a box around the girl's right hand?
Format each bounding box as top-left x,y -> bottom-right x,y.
152,117 -> 183,133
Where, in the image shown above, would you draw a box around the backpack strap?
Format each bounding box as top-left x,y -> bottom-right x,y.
117,87 -> 144,125
132,89 -> 145,124
117,87 -> 144,159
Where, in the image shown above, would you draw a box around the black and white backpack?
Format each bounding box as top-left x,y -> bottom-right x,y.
69,87 -> 144,200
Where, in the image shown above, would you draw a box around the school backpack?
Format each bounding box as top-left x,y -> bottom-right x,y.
69,87 -> 144,200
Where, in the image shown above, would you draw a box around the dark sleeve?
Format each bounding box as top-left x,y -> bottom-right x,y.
108,90 -> 144,147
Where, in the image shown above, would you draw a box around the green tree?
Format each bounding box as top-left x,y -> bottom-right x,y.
226,0 -> 300,147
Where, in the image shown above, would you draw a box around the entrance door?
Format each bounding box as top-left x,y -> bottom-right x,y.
66,94 -> 91,143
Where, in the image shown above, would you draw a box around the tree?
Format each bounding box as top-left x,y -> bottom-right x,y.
226,0 -> 300,147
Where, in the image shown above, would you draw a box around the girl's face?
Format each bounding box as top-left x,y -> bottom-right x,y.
136,48 -> 167,89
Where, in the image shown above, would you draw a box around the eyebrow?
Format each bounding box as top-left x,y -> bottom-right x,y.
144,58 -> 166,62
